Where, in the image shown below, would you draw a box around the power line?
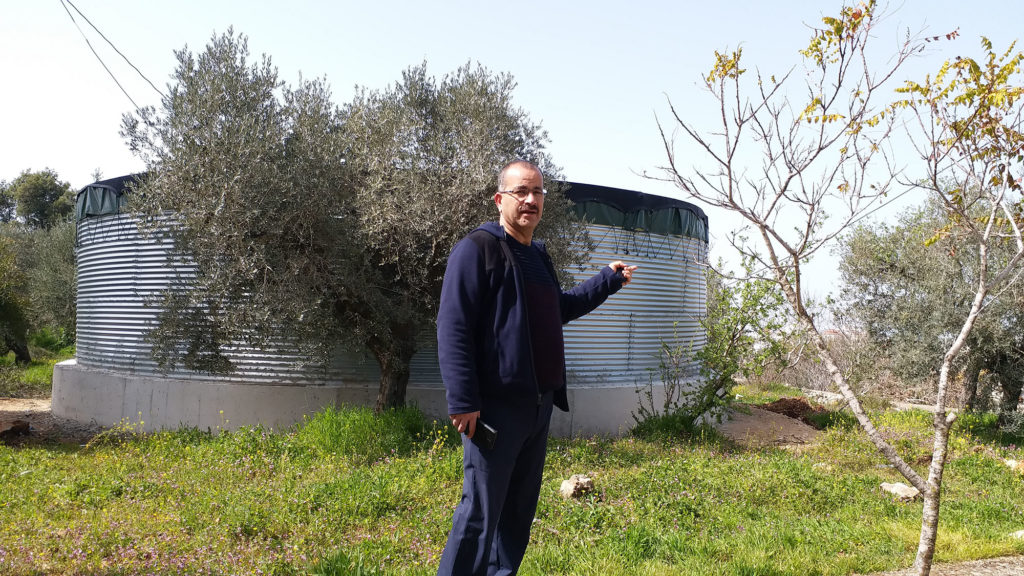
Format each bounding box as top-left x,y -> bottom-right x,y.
63,0 -> 166,99
59,0 -> 166,109
60,0 -> 140,109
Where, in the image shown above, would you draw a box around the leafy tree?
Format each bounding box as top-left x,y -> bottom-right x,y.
25,218 -> 78,342
839,200 -> 1024,419
337,62 -> 586,410
0,212 -> 78,348
657,3 -> 1024,574
6,169 -> 74,229
0,180 -> 16,223
0,235 -> 31,364
121,30 -> 586,410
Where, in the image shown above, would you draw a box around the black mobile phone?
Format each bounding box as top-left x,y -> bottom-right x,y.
470,420 -> 498,450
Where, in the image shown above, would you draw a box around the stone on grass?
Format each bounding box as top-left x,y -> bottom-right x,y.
559,474 -> 594,499
1011,530 -> 1024,540
881,482 -> 921,502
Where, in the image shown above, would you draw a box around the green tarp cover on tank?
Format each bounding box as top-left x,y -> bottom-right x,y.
75,174 -> 143,221
561,182 -> 708,242
74,175 -> 708,241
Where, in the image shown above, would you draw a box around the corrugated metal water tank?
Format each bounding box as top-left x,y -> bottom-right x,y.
409,182 -> 709,387
76,212 -> 382,384
74,175 -> 381,385
74,177 -> 708,389
561,221 -> 707,385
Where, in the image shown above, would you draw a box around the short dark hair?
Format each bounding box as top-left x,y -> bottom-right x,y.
497,160 -> 541,190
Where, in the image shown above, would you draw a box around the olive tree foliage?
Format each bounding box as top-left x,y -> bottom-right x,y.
0,181 -> 16,223
656,3 -> 1024,574
0,170 -> 78,348
121,30 -> 586,410
122,30 -> 349,376
0,235 -> 31,363
839,200 -> 1024,418
339,63 -> 587,410
23,219 -> 78,343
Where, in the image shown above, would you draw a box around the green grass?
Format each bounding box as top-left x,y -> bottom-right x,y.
0,346 -> 73,398
733,380 -> 804,404
1,401 -> 1022,576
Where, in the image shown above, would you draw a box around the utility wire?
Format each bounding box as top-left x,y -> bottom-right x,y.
63,0 -> 166,99
60,0 -> 140,109
60,0 -> 166,109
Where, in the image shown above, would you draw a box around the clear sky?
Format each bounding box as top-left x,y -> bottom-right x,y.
2,0 -> 1020,298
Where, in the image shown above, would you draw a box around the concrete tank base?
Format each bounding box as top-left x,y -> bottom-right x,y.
53,360 -> 675,437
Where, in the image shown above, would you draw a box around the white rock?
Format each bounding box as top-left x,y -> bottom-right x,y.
1011,530 -> 1024,540
559,474 -> 594,499
881,482 -> 921,502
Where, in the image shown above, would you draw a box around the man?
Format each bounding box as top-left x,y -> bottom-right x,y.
436,160 -> 636,575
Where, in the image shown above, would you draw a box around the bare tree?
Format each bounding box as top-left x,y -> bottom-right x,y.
892,36 -> 1024,572
656,3 -> 1024,574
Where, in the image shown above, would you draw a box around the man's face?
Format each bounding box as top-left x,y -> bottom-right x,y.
494,165 -> 544,238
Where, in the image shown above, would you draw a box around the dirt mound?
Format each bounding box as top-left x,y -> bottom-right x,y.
759,397 -> 829,429
713,406 -> 820,448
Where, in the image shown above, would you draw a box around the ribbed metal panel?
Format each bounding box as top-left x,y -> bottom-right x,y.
407,223 -> 708,388
561,224 -> 706,386
76,214 -> 379,385
77,216 -> 706,390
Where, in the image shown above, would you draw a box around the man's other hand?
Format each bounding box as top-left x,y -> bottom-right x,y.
450,411 -> 481,438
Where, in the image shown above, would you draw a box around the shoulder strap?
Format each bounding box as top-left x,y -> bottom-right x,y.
467,228 -> 516,270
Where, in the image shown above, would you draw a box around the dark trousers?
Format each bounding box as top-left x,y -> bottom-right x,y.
437,392 -> 554,576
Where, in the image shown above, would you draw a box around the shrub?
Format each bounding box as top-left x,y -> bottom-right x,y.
633,260 -> 789,431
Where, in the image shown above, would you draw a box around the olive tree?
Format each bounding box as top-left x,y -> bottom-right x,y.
338,63 -> 587,410
122,30 -> 587,410
839,200 -> 1024,419
24,218 -> 78,343
0,235 -> 31,364
0,168 -> 77,348
656,3 -> 1024,574
0,181 -> 15,223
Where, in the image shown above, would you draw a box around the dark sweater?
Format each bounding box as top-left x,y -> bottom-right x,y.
436,221 -> 625,414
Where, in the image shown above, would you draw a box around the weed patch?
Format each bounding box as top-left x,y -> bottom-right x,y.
0,349 -> 72,398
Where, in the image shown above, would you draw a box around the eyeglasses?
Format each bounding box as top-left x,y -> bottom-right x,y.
499,188 -> 547,201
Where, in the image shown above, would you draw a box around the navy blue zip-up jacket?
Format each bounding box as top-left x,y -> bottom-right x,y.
437,221 -> 625,415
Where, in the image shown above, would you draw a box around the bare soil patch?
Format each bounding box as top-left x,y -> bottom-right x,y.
759,396 -> 830,427
0,397 -> 102,446
712,404 -> 821,448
